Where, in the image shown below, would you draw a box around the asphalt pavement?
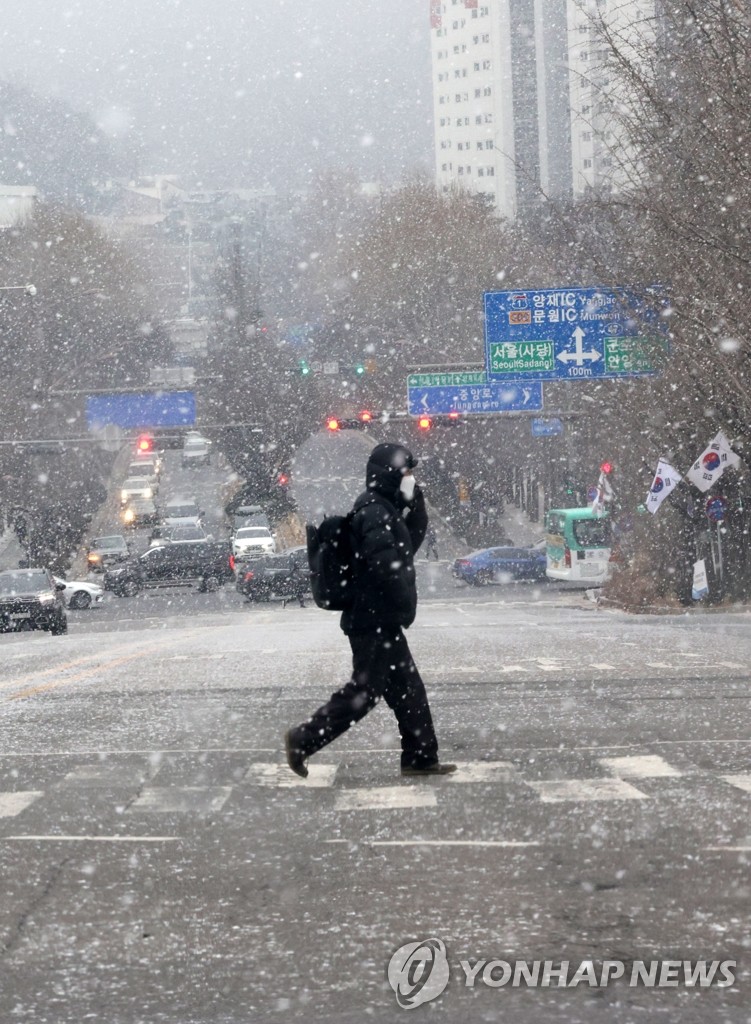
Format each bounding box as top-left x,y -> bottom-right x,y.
0,434 -> 749,1023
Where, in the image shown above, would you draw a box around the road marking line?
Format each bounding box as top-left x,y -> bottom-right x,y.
334,787 -> 437,811
704,846 -> 751,853
324,839 -> 540,847
589,663 -> 616,670
718,661 -> 747,670
7,652 -> 153,700
645,662 -> 673,669
529,779 -> 648,802
2,835 -> 181,843
0,791 -> 44,817
128,786 -> 233,813
720,774 -> 751,795
446,762 -> 517,784
599,755 -> 683,779
244,763 -> 338,788
499,665 -> 529,673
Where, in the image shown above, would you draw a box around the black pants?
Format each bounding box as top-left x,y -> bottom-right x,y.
291,627 -> 439,769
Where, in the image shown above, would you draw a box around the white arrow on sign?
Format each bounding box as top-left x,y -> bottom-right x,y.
557,326 -> 601,366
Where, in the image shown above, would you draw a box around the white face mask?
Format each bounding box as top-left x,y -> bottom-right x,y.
399,474 -> 417,502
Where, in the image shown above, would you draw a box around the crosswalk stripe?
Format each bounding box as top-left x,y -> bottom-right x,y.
128,786 -> 233,813
446,761 -> 517,784
0,792 -> 43,818
334,787 -> 437,811
244,763 -> 338,788
599,755 -> 683,779
720,774 -> 751,795
528,779 -> 648,802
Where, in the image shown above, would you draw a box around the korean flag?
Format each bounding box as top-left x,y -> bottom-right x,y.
685,431 -> 740,493
646,459 -> 682,514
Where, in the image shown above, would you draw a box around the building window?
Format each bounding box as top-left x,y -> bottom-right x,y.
484,113 -> 493,123
474,61 -> 480,71
483,86 -> 491,96
480,5 -> 489,14
485,140 -> 493,149
475,115 -> 483,124
482,59 -> 491,69
474,88 -> 482,97
476,141 -> 484,150
478,168 -> 484,176
580,51 -> 588,60
581,131 -> 591,141
466,165 -> 472,174
583,159 -> 592,168
482,33 -> 489,42
487,166 -> 495,175
458,166 -> 464,175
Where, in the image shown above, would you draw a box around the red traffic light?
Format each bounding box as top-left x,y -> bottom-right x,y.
326,417 -> 340,432
277,472 -> 289,487
359,410 -> 372,424
448,411 -> 460,420
136,434 -> 153,453
417,416 -> 432,431
600,461 -> 614,475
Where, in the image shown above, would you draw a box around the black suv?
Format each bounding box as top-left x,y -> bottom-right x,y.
0,568 -> 68,634
104,542 -> 235,597
236,547 -> 311,603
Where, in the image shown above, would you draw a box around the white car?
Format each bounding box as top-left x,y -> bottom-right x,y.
232,526 -> 276,560
182,435 -> 211,467
121,478 -> 155,504
54,576 -> 104,610
127,460 -> 160,487
160,500 -> 205,530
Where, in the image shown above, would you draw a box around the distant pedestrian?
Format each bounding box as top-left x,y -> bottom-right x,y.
424,523 -> 439,560
284,443 -> 456,778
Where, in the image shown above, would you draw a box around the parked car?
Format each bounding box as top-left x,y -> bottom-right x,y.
452,542 -> 548,585
0,568 -> 68,634
121,477 -> 155,505
149,525 -> 211,547
236,547 -> 310,602
87,534 -> 131,572
54,576 -> 104,610
232,525 -> 276,560
104,541 -> 235,597
122,498 -> 159,528
159,499 -> 205,530
182,434 -> 211,467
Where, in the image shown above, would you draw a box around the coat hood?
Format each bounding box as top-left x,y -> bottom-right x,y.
365,443 -> 418,500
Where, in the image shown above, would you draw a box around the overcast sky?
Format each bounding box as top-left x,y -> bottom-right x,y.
0,0 -> 434,189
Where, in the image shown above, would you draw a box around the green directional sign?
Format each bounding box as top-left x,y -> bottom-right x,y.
407,371 -> 488,388
488,341 -> 555,377
603,336 -> 662,375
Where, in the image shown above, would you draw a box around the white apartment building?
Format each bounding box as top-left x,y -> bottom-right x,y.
430,0 -> 654,220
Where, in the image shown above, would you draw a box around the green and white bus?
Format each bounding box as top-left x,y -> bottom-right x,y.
545,507 -> 613,584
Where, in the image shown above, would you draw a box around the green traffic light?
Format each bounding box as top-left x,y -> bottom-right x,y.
355,364 -> 365,376
300,361 -> 310,376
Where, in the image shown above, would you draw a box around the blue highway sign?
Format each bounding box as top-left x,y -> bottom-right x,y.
531,417 -> 563,437
86,391 -> 197,430
484,286 -> 667,382
407,372 -> 542,416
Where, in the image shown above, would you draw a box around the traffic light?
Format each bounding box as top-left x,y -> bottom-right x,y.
600,461 -> 614,475
359,410 -> 372,424
417,416 -> 432,431
355,363 -> 365,376
299,360 -> 310,377
136,434 -> 153,453
326,417 -> 341,432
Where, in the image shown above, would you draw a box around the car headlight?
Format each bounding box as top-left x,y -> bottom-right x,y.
123,509 -> 135,524
87,553 -> 101,563
121,490 -> 128,502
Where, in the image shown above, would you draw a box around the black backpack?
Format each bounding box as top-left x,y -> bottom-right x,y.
306,512 -> 356,610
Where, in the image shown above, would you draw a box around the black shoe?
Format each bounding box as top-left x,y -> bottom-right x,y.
401,762 -> 457,776
284,730 -> 308,778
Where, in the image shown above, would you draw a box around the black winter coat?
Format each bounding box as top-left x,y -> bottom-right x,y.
340,485 -> 428,635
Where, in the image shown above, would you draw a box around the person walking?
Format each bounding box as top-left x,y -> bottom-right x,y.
424,522 -> 439,561
284,443 -> 456,778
